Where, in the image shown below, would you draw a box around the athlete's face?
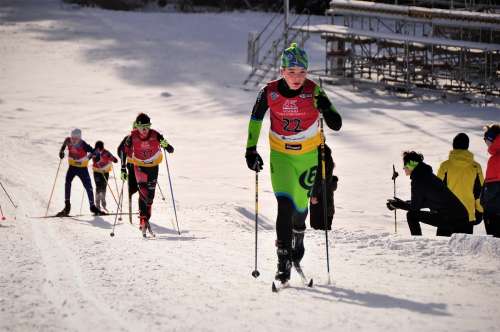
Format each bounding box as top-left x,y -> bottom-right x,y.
70,136 -> 81,145
484,138 -> 492,147
138,127 -> 150,138
281,66 -> 307,90
403,165 -> 412,176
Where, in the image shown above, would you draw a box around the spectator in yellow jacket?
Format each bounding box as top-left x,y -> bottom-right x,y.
437,133 -> 484,233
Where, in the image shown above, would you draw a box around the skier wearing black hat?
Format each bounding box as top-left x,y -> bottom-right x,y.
437,133 -> 484,233
92,141 -> 118,212
121,113 -> 174,237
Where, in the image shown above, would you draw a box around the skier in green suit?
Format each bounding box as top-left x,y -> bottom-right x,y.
245,43 -> 342,285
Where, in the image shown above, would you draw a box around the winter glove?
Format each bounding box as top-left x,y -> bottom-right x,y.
386,198 -> 411,211
160,139 -> 174,153
314,87 -> 332,114
315,94 -> 332,113
91,152 -> 100,163
120,166 -> 128,181
245,146 -> 263,172
59,151 -> 65,159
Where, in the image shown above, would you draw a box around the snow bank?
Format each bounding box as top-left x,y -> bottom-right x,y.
449,233 -> 500,258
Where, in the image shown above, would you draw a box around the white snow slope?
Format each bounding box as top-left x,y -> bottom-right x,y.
1,1 -> 499,331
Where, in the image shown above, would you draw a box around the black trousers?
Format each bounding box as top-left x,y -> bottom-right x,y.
406,210 -> 471,237
93,172 -> 109,193
65,166 -> 94,205
93,172 -> 109,209
484,213 -> 500,237
134,165 -> 158,221
127,162 -> 138,198
276,196 -> 307,249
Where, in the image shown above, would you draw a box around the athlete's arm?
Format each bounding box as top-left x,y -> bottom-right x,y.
246,86 -> 269,149
314,86 -> 342,131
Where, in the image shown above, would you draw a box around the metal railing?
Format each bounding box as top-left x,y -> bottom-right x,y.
245,9 -> 311,86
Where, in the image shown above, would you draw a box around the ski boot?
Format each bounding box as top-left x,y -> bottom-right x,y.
90,204 -> 106,216
274,245 -> 292,284
291,229 -> 305,269
55,201 -> 71,217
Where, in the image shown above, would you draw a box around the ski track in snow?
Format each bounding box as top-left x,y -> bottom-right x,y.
1,1 -> 500,331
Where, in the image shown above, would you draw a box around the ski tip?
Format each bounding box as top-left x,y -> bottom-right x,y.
272,281 -> 278,293
308,279 -> 313,288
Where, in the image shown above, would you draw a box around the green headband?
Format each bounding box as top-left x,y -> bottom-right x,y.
134,121 -> 151,129
404,160 -> 419,171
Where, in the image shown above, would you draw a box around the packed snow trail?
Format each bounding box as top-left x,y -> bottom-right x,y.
1,1 -> 500,331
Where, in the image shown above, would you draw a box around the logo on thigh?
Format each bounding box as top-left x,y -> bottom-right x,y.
299,166 -> 317,191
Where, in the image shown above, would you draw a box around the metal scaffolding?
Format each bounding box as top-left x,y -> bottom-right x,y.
292,0 -> 500,101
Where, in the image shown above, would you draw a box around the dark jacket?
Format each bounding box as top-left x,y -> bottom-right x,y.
410,162 -> 468,220
310,144 -> 337,230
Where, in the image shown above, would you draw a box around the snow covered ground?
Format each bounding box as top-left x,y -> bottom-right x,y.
1,1 -> 499,331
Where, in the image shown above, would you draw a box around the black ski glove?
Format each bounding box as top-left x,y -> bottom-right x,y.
59,151 -> 65,159
331,175 -> 338,191
386,198 -> 411,211
245,146 -> 263,172
315,93 -> 332,113
165,144 -> 174,153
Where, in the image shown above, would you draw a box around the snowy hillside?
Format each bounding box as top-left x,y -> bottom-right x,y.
1,1 -> 499,331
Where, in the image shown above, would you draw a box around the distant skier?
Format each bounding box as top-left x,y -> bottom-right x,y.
117,124 -> 139,223
245,43 -> 342,285
120,113 -> 174,237
57,128 -> 105,217
387,151 -> 469,236
92,140 -> 118,212
437,133 -> 484,233
481,124 -> 500,237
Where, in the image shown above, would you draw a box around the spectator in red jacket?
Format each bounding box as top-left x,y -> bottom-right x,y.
481,124 -> 500,237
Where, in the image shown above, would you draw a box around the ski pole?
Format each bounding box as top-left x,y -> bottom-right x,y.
157,182 -> 166,201
79,190 -> 84,215
319,78 -> 332,285
45,159 -> 63,217
111,166 -> 120,202
163,151 -> 181,235
110,179 -> 125,237
103,174 -> 120,220
103,173 -> 119,206
392,164 -> 399,233
0,181 -> 17,208
0,201 -> 5,220
252,170 -> 260,278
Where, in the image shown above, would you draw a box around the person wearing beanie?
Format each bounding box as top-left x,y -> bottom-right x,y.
121,113 -> 174,237
92,141 -> 118,212
244,42 -> 342,286
56,129 -> 105,217
387,151 -> 469,236
117,123 -> 139,225
481,124 -> 500,237
437,133 -> 484,233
